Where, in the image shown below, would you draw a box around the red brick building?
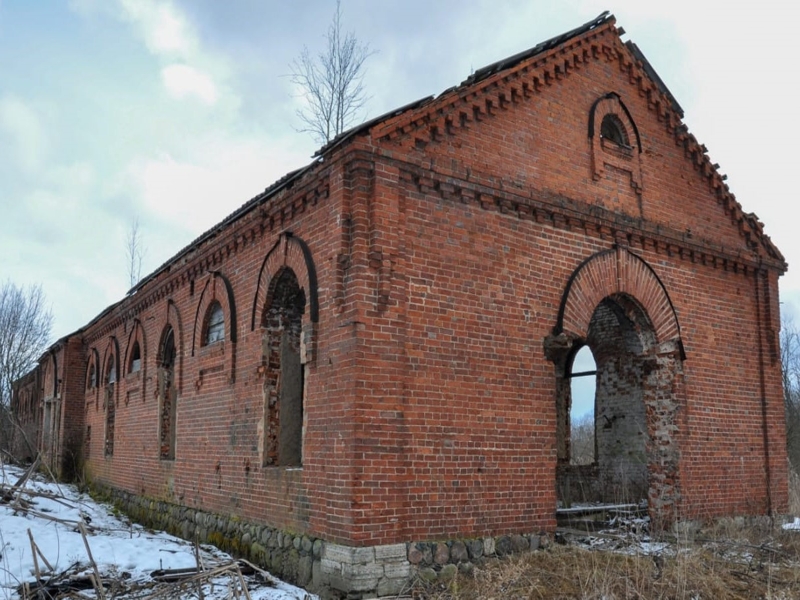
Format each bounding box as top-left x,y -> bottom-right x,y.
12,13 -> 788,597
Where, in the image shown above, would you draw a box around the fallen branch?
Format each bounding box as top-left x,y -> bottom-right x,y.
78,521 -> 106,600
0,455 -> 39,504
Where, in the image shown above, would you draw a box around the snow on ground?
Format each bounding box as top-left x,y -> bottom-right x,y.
783,517 -> 800,531
0,461 -> 316,599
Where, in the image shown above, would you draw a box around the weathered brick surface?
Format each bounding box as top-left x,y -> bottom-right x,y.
10,15 -> 788,597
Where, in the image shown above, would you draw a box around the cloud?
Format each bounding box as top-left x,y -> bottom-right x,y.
117,0 -> 196,58
109,0 -> 234,107
161,64 -> 218,105
125,136 -> 311,235
0,96 -> 48,174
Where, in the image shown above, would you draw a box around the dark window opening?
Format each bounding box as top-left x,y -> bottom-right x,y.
262,268 -> 306,467
129,341 -> 141,373
600,113 -> 629,147
205,302 -> 225,345
88,363 -> 96,389
159,327 -> 177,460
105,357 -> 116,456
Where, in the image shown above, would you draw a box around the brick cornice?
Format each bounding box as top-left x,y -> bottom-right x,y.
393,159 -> 782,276
371,21 -> 615,146
602,35 -> 785,269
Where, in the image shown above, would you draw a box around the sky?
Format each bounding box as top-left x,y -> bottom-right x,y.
1,1 -> 798,406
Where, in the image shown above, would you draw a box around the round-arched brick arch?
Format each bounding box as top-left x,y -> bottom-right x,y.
156,300 -> 185,395
555,246 -> 682,348
192,272 -> 237,354
251,233 -> 319,330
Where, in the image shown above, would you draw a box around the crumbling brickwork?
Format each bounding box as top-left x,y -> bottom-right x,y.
11,13 -> 788,598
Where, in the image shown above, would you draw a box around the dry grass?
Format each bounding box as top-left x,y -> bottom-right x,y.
414,474 -> 800,599
414,540 -> 800,599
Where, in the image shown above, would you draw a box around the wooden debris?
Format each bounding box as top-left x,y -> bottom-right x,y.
4,463 -> 296,600
78,521 -> 106,599
0,455 -> 40,504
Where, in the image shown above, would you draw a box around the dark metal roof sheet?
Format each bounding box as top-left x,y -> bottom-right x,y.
313,95 -> 434,157
463,11 -> 612,86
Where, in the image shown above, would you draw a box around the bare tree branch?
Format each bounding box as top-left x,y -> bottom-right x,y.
0,282 -> 52,410
782,314 -> 800,470
289,0 -> 374,145
125,218 -> 146,290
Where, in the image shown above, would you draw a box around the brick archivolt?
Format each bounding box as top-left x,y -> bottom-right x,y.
557,246 -> 681,345
156,300 -> 185,396
191,271 -> 237,386
100,337 -> 120,407
251,233 -> 319,363
123,319 -> 146,370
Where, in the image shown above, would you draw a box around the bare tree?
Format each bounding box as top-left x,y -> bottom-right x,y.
126,218 -> 146,289
0,281 -> 52,456
782,315 -> 800,470
0,281 -> 52,410
290,0 -> 374,145
571,412 -> 595,466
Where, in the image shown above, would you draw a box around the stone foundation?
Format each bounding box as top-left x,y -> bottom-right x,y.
95,484 -> 547,598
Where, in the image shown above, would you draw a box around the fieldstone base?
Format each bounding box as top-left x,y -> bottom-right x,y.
93,483 -> 547,598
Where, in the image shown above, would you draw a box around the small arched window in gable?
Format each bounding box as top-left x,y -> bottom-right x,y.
205,301 -> 225,345
589,93 -> 642,196
600,114 -> 629,148
129,342 -> 141,373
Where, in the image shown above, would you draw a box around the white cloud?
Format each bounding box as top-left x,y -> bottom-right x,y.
0,96 -> 48,174
125,137 -> 310,235
161,64 -> 219,105
117,0 -> 196,58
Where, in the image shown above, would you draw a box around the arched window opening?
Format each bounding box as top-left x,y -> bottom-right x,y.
88,363 -> 96,389
205,302 -> 225,345
553,294 -> 661,509
600,113 -> 629,147
105,356 -> 116,456
129,341 -> 141,373
569,346 -> 596,466
261,268 -> 306,467
159,327 -> 177,460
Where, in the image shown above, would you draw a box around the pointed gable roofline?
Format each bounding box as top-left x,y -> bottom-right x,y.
316,12 -> 784,270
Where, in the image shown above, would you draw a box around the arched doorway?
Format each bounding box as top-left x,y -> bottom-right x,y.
546,248 -> 684,525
